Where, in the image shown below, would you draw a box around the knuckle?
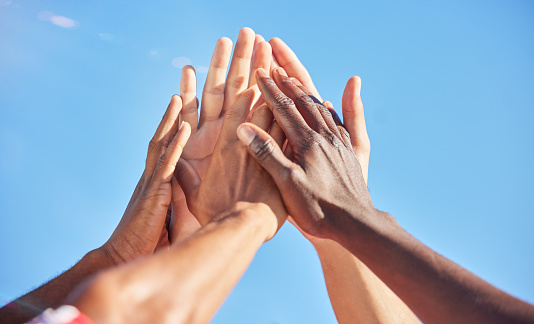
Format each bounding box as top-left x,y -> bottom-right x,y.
250,136 -> 275,162
147,139 -> 158,153
274,95 -> 295,111
206,84 -> 225,97
229,76 -> 247,90
294,93 -> 314,107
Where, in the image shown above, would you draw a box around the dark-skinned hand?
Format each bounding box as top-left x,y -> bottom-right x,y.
237,68 -> 382,240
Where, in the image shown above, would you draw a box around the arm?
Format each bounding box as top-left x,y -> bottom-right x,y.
0,96 -> 192,323
0,249 -> 114,323
69,79 -> 287,323
240,69 -> 534,324
270,38 -> 418,323
68,203 -> 276,324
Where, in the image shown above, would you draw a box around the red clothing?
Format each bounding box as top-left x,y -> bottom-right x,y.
27,305 -> 93,324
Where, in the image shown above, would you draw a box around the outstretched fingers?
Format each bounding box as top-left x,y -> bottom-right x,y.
151,122 -> 192,184
180,65 -> 199,131
269,37 -> 322,101
146,95 -> 183,180
221,27 -> 256,115
255,68 -> 311,143
249,41 -> 273,88
199,37 -> 233,126
342,76 -> 370,182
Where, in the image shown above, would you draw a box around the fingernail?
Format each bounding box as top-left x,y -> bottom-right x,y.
179,121 -> 185,130
289,77 -> 303,86
274,67 -> 288,77
323,101 -> 333,108
257,68 -> 269,77
237,124 -> 257,146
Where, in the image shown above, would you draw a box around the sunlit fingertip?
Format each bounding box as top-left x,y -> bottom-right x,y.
239,27 -> 255,39
217,37 -> 233,50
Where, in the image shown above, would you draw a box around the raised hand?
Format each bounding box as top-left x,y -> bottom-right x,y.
238,68 -> 379,239
176,87 -> 287,241
101,96 -> 191,263
168,28 -> 273,241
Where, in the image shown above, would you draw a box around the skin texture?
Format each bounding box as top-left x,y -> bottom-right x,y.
269,38 -> 418,323
168,27 -> 273,242
239,68 -> 534,324
67,87 -> 288,324
0,96 -> 192,323
176,87 -> 287,237
68,203 -> 277,324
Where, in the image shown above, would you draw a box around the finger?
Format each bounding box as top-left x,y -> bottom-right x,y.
286,77 -> 343,140
237,123 -> 297,186
269,120 -> 286,148
249,41 -> 273,88
180,65 -> 199,131
251,34 -> 266,78
269,37 -> 322,101
221,27 -> 256,115
219,87 -> 259,143
152,122 -> 192,183
255,68 -> 311,142
342,76 -> 370,183
271,68 -> 329,134
199,37 -> 233,126
342,76 -> 370,153
146,95 -> 183,178
254,34 -> 265,48
249,103 -> 274,131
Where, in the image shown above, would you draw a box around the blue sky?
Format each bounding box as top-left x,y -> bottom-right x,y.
1,0 -> 533,322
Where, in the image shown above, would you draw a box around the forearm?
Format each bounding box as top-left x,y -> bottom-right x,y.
335,210 -> 534,324
73,202 -> 275,324
314,239 -> 419,324
0,248 -> 114,324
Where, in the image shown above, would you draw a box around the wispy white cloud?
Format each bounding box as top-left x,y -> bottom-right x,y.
38,11 -> 78,29
171,57 -> 192,69
149,50 -> 158,56
0,0 -> 12,7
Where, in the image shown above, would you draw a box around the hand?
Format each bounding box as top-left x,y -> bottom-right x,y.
168,28 -> 273,240
238,68 -> 381,240
268,38 -> 371,242
176,87 -> 287,241
100,96 -> 191,264
269,37 -> 370,181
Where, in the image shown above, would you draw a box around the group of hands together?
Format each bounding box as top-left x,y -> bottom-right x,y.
102,27 -> 375,264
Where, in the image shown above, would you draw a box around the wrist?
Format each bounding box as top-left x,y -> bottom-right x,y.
330,206 -> 401,251
92,245 -> 126,268
211,202 -> 278,242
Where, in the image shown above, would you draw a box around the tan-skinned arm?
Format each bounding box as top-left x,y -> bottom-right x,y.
68,202 -> 276,324
270,38 -> 418,323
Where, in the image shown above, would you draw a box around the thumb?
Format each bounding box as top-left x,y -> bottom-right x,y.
237,123 -> 296,185
174,158 -> 201,211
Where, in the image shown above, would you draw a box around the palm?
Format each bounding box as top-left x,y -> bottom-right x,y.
181,119 -> 223,178
168,28 -> 273,242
